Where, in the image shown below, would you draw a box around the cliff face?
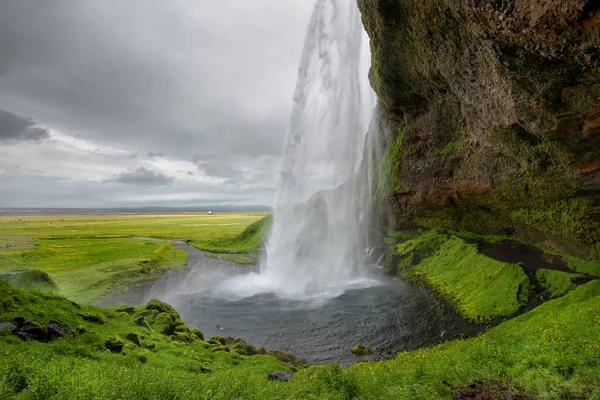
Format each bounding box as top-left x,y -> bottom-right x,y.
358,0 -> 600,257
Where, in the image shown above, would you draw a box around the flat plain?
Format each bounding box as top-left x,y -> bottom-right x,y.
0,213 -> 268,303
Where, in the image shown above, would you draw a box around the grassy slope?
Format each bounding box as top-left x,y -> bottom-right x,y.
0,239 -> 187,304
192,215 -> 273,254
0,280 -> 289,399
1,279 -> 598,399
397,233 -> 530,321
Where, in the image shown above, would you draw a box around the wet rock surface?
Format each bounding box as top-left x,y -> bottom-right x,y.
359,0 -> 600,257
268,371 -> 295,382
47,320 -> 74,339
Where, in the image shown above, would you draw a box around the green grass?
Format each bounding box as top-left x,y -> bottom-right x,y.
399,234 -> 530,322
536,269 -> 579,299
1,278 -> 599,399
192,215 -> 272,254
0,238 -> 187,304
2,270 -> 59,294
204,254 -> 256,265
0,213 -> 267,242
0,213 -> 269,303
433,139 -> 463,155
222,255 -> 256,265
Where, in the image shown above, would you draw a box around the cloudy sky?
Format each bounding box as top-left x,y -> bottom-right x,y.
0,0 -> 315,208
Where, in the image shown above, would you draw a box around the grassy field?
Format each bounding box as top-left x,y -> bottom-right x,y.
1,276 -> 598,399
0,213 -> 268,303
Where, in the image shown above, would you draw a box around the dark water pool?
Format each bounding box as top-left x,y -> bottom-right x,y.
98,243 -> 448,365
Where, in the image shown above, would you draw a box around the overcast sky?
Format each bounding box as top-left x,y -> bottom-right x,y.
0,0 -> 314,208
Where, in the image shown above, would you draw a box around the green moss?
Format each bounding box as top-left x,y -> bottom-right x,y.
205,254 -> 255,265
3,270 -> 59,293
560,254 -> 600,277
433,140 -> 463,155
400,234 -> 530,322
190,328 -> 204,341
397,230 -> 448,256
372,124 -> 405,204
222,255 -> 255,265
351,345 -> 372,356
536,269 -> 579,299
192,215 -> 272,254
510,198 -> 600,246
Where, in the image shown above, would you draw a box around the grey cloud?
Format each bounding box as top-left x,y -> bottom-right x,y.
0,0 -> 313,207
0,108 -> 49,142
113,168 -> 174,186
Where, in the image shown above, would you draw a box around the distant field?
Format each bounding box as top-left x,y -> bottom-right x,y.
0,213 -> 268,303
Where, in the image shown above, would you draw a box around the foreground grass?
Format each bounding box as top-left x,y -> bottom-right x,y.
1,278 -> 599,399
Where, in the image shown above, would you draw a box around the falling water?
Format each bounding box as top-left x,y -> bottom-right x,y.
262,0 -> 377,297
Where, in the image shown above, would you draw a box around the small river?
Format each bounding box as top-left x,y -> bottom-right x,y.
98,243 -> 449,365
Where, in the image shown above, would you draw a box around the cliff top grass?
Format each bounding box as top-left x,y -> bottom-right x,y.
1,277 -> 599,399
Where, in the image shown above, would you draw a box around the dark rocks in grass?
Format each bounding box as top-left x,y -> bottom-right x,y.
126,333 -> 141,346
0,322 -> 17,334
453,381 -> 533,400
47,320 -> 74,339
351,345 -> 372,356
209,335 -> 226,345
231,338 -> 260,356
134,315 -> 146,326
13,316 -> 33,325
77,313 -> 107,324
268,371 -> 294,382
105,338 -> 124,353
18,321 -> 48,341
268,350 -> 309,371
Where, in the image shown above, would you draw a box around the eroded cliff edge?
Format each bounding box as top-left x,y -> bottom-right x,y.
359,0 -> 600,257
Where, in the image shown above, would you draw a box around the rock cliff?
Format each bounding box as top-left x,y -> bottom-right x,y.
359,0 -> 600,257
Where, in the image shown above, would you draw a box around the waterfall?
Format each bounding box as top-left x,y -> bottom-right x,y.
262,0 -> 377,297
